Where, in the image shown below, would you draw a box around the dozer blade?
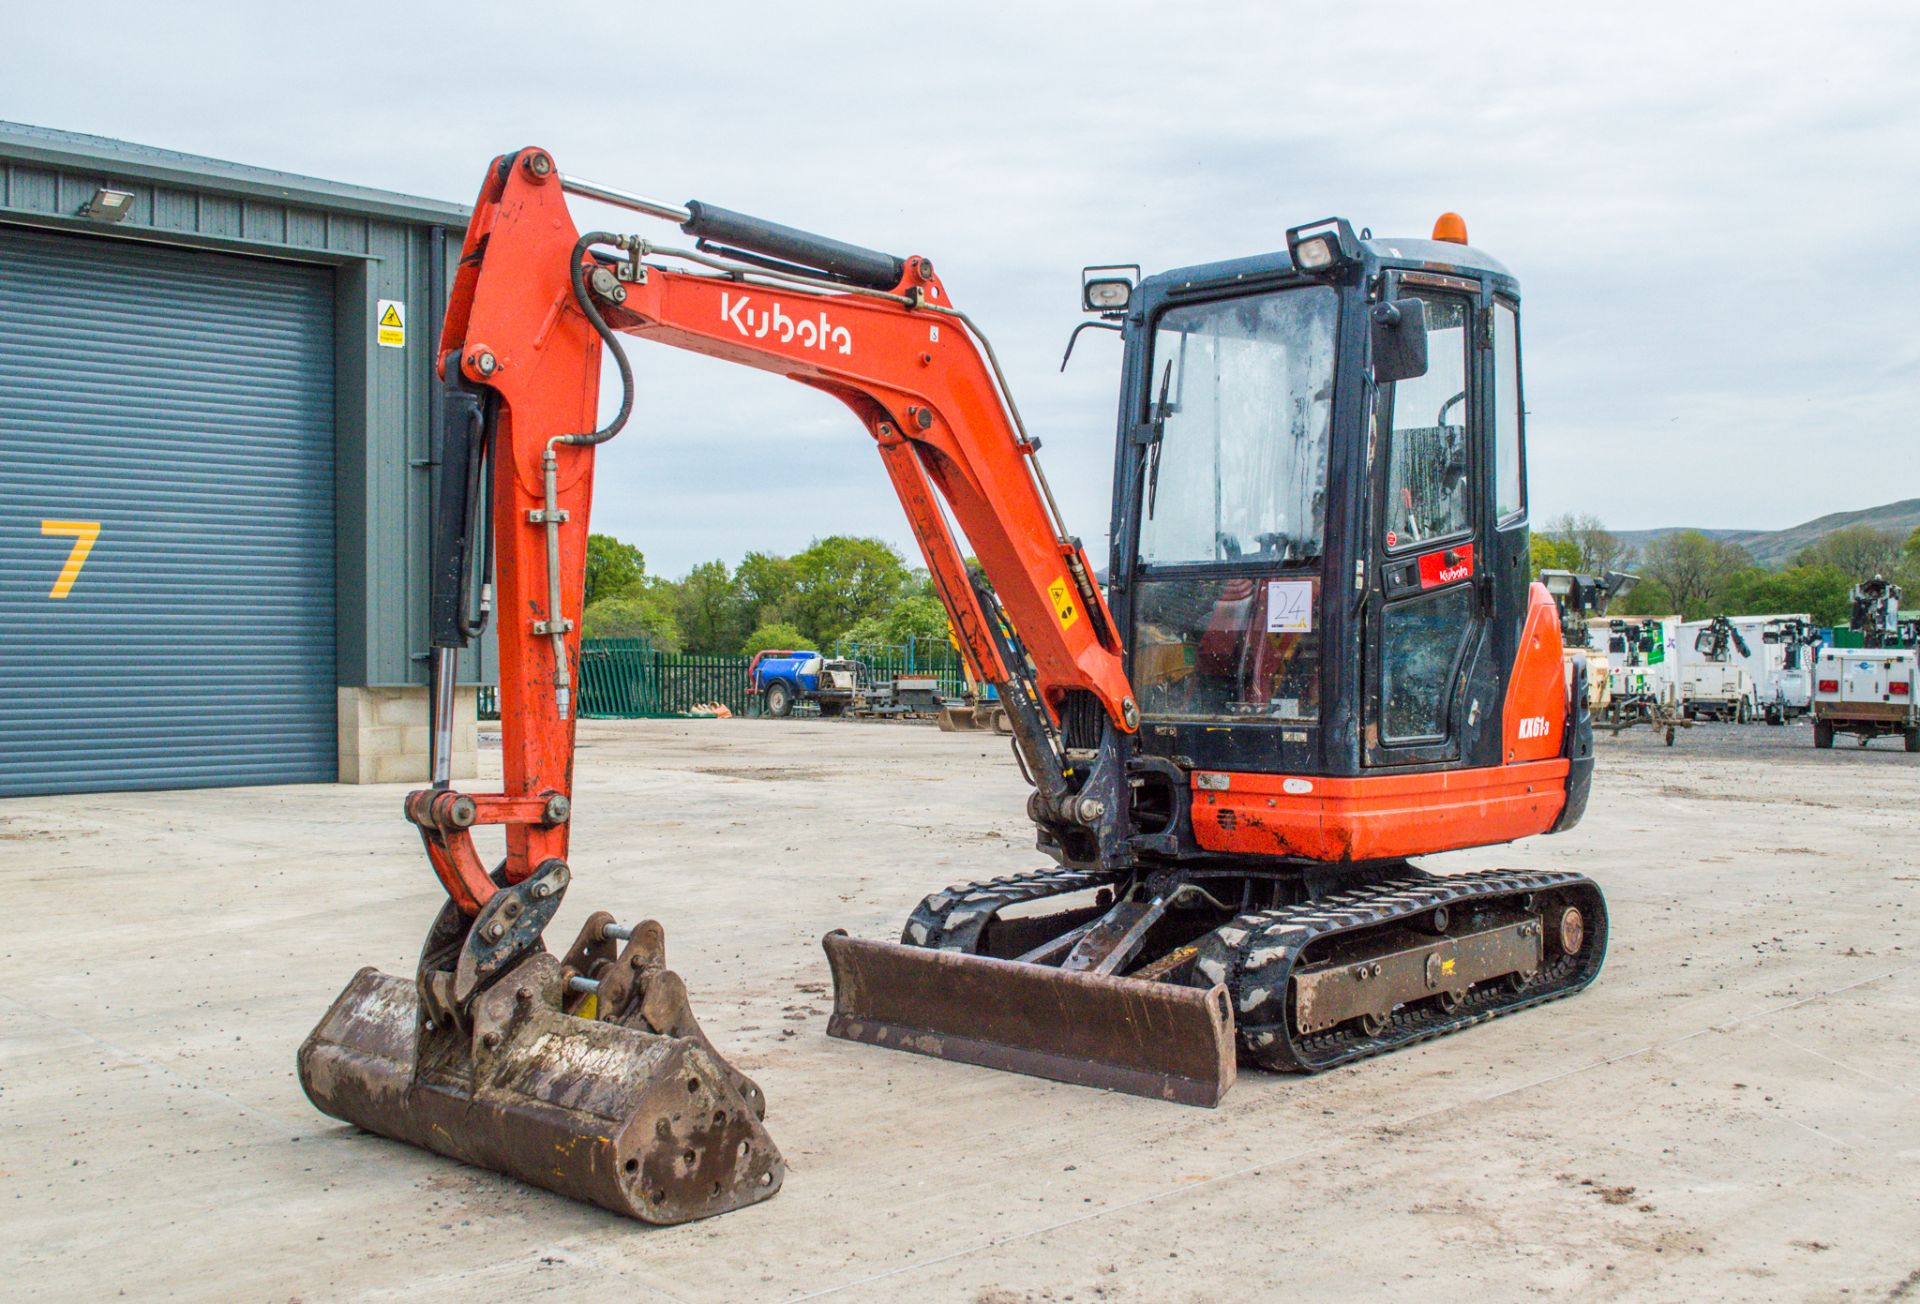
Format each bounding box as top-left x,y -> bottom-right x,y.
298,952 -> 782,1224
822,930 -> 1236,1106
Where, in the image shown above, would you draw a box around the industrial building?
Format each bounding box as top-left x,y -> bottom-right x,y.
0,122 -> 492,795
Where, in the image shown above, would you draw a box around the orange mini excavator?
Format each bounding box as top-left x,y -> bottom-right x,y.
299,149 -> 1606,1223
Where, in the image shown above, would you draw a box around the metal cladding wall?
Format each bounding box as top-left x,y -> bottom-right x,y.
0,122 -> 492,687
0,121 -> 496,795
0,226 -> 338,793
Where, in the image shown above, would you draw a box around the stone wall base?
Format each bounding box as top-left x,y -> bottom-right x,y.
338,686 -> 478,785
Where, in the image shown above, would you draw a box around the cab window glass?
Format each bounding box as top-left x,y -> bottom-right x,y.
1493,300 -> 1524,522
1139,287 -> 1338,566
1133,574 -> 1321,722
1383,294 -> 1469,549
1381,585 -> 1472,740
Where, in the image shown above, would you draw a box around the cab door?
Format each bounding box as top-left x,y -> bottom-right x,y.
1363,276 -> 1488,767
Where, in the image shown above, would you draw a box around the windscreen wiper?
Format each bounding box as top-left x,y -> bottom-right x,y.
1145,359 -> 1173,519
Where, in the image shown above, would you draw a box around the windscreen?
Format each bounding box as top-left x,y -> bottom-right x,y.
1137,286 -> 1338,566
1131,285 -> 1337,723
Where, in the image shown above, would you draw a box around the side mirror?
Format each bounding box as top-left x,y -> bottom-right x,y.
1370,298 -> 1429,384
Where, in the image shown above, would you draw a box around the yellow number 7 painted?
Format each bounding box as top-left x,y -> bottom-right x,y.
42,520 -> 101,599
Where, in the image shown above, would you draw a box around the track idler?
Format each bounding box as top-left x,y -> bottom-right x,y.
299,893 -> 782,1224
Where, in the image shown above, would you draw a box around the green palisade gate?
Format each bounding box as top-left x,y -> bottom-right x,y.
575,639 -> 755,718
0,226 -> 337,794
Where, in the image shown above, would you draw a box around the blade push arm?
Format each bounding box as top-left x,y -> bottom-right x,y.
423,147 -> 1137,906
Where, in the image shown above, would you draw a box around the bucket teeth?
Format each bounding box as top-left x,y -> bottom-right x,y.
299,950 -> 783,1224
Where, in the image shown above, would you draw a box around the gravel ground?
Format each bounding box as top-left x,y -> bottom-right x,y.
3,717 -> 1916,1301
1603,714 -> 1920,763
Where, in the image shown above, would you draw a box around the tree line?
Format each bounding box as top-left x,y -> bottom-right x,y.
581,533 -> 952,657
1529,513 -> 1920,626
586,512 -> 1920,659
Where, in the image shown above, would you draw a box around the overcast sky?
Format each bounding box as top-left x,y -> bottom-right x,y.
6,2 -> 1917,575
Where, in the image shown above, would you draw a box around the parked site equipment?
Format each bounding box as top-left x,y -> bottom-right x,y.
1592,615 -> 1688,744
1812,578 -> 1918,750
1541,569 -> 1632,715
1677,616 -> 1757,723
300,149 -> 1607,1223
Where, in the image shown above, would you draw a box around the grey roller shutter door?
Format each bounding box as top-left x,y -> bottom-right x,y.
0,226 -> 337,795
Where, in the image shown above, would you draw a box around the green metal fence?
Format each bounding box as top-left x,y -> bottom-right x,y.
577,638 -> 756,718
476,636 -> 964,722
831,637 -> 968,698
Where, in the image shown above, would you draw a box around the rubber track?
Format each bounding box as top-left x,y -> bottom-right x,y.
902,865 -> 1118,951
1190,868 -> 1608,1073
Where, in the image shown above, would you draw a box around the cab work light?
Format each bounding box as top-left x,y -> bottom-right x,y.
1285,218 -> 1361,276
1080,264 -> 1140,313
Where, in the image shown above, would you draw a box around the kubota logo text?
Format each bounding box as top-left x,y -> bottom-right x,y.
1516,715 -> 1551,740
721,292 -> 853,355
1434,562 -> 1472,584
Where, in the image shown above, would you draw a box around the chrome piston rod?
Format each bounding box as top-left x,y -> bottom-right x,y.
559,174 -> 691,224
429,646 -> 457,788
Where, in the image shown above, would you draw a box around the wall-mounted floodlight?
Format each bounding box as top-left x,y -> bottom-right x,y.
81,187 -> 136,222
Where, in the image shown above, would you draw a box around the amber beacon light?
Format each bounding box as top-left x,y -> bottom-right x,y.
1432,211 -> 1469,244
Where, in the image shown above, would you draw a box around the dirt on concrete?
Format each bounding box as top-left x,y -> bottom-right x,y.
2,717 -> 1915,1301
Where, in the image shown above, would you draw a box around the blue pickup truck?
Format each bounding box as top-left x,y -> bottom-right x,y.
744,649 -> 865,717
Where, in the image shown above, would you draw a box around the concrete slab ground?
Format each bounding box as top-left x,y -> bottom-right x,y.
2,720 -> 1915,1302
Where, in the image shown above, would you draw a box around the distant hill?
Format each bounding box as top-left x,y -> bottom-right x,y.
1613,499 -> 1920,569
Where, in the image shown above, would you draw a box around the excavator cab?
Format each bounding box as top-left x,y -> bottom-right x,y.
1110,218 -> 1553,821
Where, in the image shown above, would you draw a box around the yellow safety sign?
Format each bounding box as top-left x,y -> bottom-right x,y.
1048,577 -> 1081,631
376,299 -> 406,349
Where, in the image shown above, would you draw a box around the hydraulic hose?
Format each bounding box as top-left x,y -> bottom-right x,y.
538,231 -> 639,719
555,230 -> 635,448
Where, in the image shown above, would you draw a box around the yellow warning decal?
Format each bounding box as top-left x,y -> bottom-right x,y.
1048,577 -> 1081,631
376,298 -> 406,349
1441,958 -> 1456,976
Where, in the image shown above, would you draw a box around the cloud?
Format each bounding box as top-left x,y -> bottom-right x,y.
4,0 -> 1916,570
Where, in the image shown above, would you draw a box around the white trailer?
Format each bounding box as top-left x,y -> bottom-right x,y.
1590,616 -> 1681,706
1676,617 -> 1762,722
1589,616 -> 1688,742
1750,615 -> 1818,723
1811,646 -> 1919,750
1679,662 -> 1757,722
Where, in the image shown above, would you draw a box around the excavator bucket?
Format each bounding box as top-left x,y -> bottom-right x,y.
936,703 -> 1012,733
822,931 -> 1236,1106
299,917 -> 783,1224
936,704 -> 979,731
